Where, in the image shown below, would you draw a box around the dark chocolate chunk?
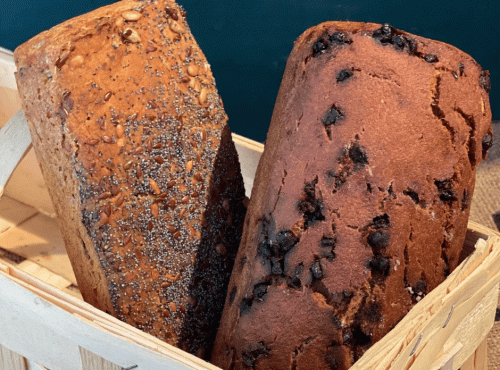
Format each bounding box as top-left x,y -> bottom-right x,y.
352,325 -> 372,346
479,70 -> 491,92
257,239 -> 273,258
276,229 -> 299,255
342,328 -> 353,344
298,177 -> 325,228
424,54 -> 439,63
403,189 -> 420,205
329,31 -> 352,46
336,69 -> 353,82
271,257 -> 283,275
361,302 -> 382,322
240,297 -> 253,314
320,235 -> 337,261
482,133 -> 493,157
367,230 -> 390,251
322,105 -> 345,127
241,342 -> 270,368
434,179 -> 457,202
372,23 -> 394,44
311,260 -> 324,280
372,214 -> 390,229
289,263 -> 304,290
312,38 -> 329,56
368,255 -> 390,276
458,62 -> 465,76
325,345 -> 342,370
414,279 -> 427,295
348,142 -> 369,166
229,286 -> 237,304
253,282 -> 270,302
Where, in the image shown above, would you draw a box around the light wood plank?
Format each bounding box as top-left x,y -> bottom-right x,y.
0,212 -> 77,285
0,344 -> 27,370
0,110 -> 32,198
460,338 -> 488,370
79,347 -> 121,370
0,195 -> 38,236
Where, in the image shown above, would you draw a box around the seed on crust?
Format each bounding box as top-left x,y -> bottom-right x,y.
122,10 -> 142,21
116,124 -> 125,138
169,20 -> 185,34
186,160 -> 193,172
187,65 -> 199,77
122,28 -> 141,43
87,138 -> 99,145
115,195 -> 125,207
170,302 -> 177,312
151,203 -> 159,219
199,89 -> 208,105
124,160 -> 134,170
146,45 -> 157,53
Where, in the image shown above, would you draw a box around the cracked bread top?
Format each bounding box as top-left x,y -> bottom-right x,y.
212,22 -> 492,369
14,0 -> 246,358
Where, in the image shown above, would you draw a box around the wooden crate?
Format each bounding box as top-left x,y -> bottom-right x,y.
1,47 -> 500,370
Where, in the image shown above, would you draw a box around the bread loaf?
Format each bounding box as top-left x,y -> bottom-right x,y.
14,0 -> 246,357
212,22 -> 492,369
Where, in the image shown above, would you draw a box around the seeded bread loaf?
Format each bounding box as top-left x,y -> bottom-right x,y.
14,0 -> 246,357
211,22 -> 492,369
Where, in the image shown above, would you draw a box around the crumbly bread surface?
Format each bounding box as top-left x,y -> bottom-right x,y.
14,0 -> 245,357
212,22 -> 492,369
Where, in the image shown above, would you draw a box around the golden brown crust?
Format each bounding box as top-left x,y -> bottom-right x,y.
15,0 -> 246,357
212,22 -> 492,369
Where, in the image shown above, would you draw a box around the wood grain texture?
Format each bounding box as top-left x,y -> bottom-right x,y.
79,347 -> 121,370
0,344 -> 26,370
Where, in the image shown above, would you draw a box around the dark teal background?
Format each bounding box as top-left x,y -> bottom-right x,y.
1,0 -> 498,142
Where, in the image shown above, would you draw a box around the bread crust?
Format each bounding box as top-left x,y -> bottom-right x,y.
212,22 -> 492,369
15,0 -> 246,357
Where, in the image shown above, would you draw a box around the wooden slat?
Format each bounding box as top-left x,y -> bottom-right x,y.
79,347 -> 121,370
460,338 -> 488,370
0,344 -> 26,370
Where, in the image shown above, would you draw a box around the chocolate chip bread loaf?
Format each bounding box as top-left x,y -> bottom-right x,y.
14,0 -> 246,358
212,22 -> 492,369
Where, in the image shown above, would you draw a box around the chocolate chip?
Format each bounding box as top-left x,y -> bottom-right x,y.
325,345 -> 342,370
479,70 -> 491,92
253,282 -> 270,302
321,236 -> 337,261
242,342 -> 270,368
392,34 -> 408,50
336,69 -> 353,82
361,302 -> 382,322
312,38 -> 329,56
229,286 -> 237,304
348,142 -> 368,166
372,23 -> 394,44
458,62 -> 465,76
482,133 -> 493,157
329,31 -> 352,46
414,280 -> 427,295
271,257 -> 283,275
434,179 -> 457,202
424,54 -> 439,63
368,255 -> 390,276
311,260 -> 324,280
403,189 -> 420,205
372,214 -> 390,229
289,263 -> 304,290
240,297 -> 253,314
257,239 -> 273,258
322,105 -> 345,127
351,325 -> 372,346
298,177 -> 325,229
276,229 -> 299,255
367,231 -> 390,251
